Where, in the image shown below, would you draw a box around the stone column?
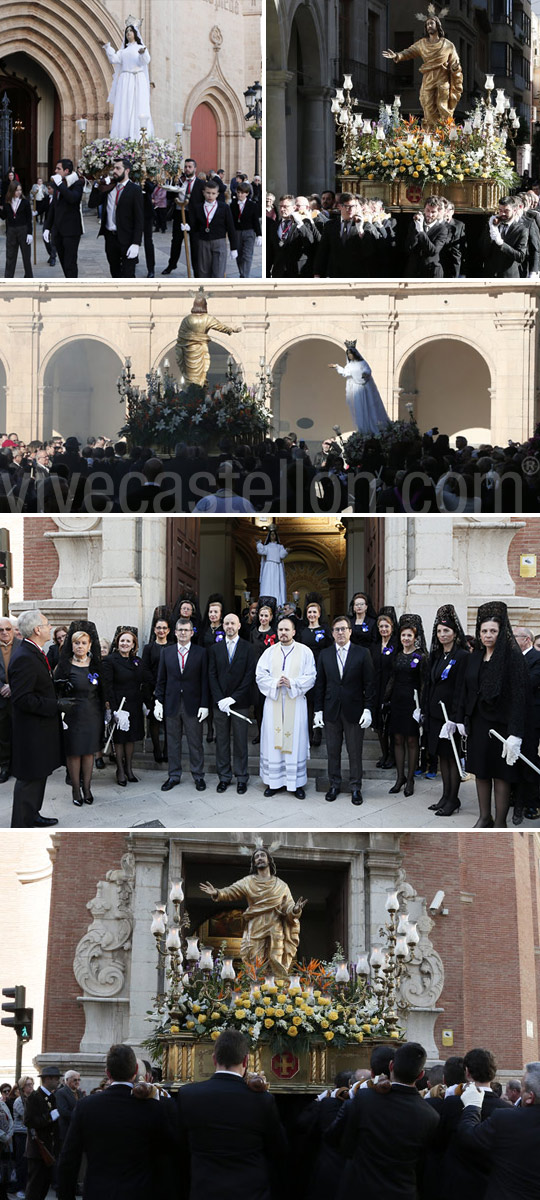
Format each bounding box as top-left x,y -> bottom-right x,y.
298,86 -> 333,195
88,517 -> 144,638
5,313 -> 42,441
266,70 -> 293,195
406,517 -> 465,631
125,834 -> 170,1050
345,519 -> 365,597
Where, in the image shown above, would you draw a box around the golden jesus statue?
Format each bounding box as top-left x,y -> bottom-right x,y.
383,8 -> 463,128
200,846 -> 307,978
175,292 -> 241,387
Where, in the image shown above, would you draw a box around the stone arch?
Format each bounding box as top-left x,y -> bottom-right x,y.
269,334 -> 352,447
396,336 -> 493,442
0,0 -> 122,155
267,0 -> 287,72
286,0 -> 325,193
184,69 -> 247,180
42,336 -> 124,442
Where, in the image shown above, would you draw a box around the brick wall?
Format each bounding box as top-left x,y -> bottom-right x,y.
42,833 -> 128,1054
23,520 -> 59,601
508,517 -> 540,599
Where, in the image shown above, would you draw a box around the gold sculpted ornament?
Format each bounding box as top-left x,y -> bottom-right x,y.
175,289 -> 242,387
383,5 -> 463,128
200,846 -> 307,979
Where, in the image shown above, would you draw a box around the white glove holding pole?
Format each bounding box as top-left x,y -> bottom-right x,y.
114,709 -> 130,732
51,173 -> 62,187
126,244 -> 139,259
256,235 -> 262,246
43,229 -> 50,243
26,234 -> 33,245
359,708 -> 372,730
154,700 -> 163,722
230,249 -> 238,259
501,735 -> 522,766
460,1083 -> 484,1109
313,711 -> 325,728
218,696 -> 236,713
197,707 -> 209,723
181,222 -> 190,231
413,707 -> 422,724
440,720 -> 456,739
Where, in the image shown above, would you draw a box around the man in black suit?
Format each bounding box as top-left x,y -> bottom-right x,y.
43,159 -> 84,277
190,180 -> 238,277
456,1060 -> 540,1200
405,196 -> 449,277
208,613 -> 255,794
436,1046 -> 508,1197
230,182 -> 262,277
333,1041 -> 439,1200
481,197 -> 529,277
0,615 -> 15,782
161,157 -> 206,276
177,1028 -> 287,1200
313,193 -> 382,277
267,193 -> 314,277
154,617 -> 209,792
441,198 -> 467,277
513,625 -> 540,822
25,1065 -> 61,1200
88,156 -> 144,278
313,614 -> 375,806
57,1044 -> 176,1200
9,609 -> 64,828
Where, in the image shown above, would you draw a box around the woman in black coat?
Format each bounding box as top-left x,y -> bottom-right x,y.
141,607 -> 173,763
422,604 -> 469,817
300,592 -> 332,746
54,621 -> 105,806
457,601 -> 529,827
348,591 -> 377,649
385,613 -> 428,796
102,626 -> 152,786
371,605 -> 399,770
1,182 -> 33,278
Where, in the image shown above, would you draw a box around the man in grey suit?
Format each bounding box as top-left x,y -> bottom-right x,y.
154,619 -> 209,793
0,615 -> 15,782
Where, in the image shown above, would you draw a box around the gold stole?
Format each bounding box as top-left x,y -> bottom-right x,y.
271,642 -> 302,753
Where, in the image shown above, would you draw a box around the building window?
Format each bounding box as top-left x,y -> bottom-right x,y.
491,41 -> 513,75
492,0 -> 513,25
394,31 -> 414,88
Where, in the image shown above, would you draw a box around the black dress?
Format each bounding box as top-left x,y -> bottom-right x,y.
102,652 -> 152,744
423,647 -> 469,758
388,650 -> 427,736
55,663 -> 104,756
350,617 -> 376,649
460,652 -> 526,782
371,641 -> 397,732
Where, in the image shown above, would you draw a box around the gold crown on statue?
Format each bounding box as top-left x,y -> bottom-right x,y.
124,13 -> 143,32
415,4 -> 449,20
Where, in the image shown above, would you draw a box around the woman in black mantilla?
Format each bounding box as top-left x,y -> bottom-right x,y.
348,591 -> 377,649
457,601 -> 529,828
300,592 -> 333,747
250,596 -> 278,745
422,604 -> 469,817
142,607 -> 174,763
171,593 -> 201,638
371,606 -> 399,770
385,613 -> 428,796
54,620 -> 105,807
102,626 -> 152,787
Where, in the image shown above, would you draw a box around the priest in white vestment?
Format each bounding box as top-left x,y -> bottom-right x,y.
256,617 -> 316,798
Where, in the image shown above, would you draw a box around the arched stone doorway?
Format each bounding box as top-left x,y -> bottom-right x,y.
155,344 -> 243,392
272,338 -> 352,448
191,103 -> 219,174
42,340 -> 124,442
286,4 -> 325,193
0,55 -> 60,188
398,338 -> 492,444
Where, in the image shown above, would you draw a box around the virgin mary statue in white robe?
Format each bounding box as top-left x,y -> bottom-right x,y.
257,536 -> 288,607
104,32 -> 154,140
256,640 -> 316,791
333,349 -> 389,436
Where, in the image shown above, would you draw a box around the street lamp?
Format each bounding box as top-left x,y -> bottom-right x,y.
244,80 -> 262,176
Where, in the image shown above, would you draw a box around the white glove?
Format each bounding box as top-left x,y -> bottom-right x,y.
413,707 -> 422,724
357,218 -> 364,234
153,700 -> 163,722
460,1083 -> 484,1109
43,229 -> 50,243
51,173 -> 62,187
502,735 -> 522,766
292,211 -> 303,225
230,249 -> 238,259
313,711 -> 325,729
26,234 -> 33,245
181,222 -> 190,231
414,213 -> 424,228
359,708 -> 372,730
114,709 -> 130,732
142,704 -> 150,717
197,707 -> 209,723
488,214 -> 497,226
126,244 -> 139,259
489,225 -> 503,244
456,723 -> 466,737
218,696 -> 236,713
440,721 -> 456,739
256,235 -> 262,246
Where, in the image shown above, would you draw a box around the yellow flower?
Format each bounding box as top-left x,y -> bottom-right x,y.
362,1024 -> 372,1033
399,166 -> 406,173
367,173 -> 374,180
275,1008 -> 285,1018
390,1030 -> 400,1039
255,1006 -> 265,1018
234,997 -> 244,1007
170,1024 -> 180,1034
288,1026 -> 298,1037
304,1007 -> 314,1017
436,174 -> 443,181
328,1011 -> 339,1022
186,1020 -> 195,1029
348,1018 -> 357,1027
320,1019 -> 329,1030
198,1014 -> 207,1023
263,996 -> 272,1006
264,1018 -> 274,1028
295,997 -> 303,1007
355,1032 -> 364,1043
211,1030 -> 220,1040
412,171 -> 419,178
265,1007 -> 275,1017
320,996 -> 331,1006
277,993 -> 287,1004
235,1010 -> 246,1020
210,1012 -> 220,1021
192,1004 -> 200,1014
285,1005 -> 294,1015
252,988 -> 261,1000
220,1004 -> 229,1015
324,1031 -> 335,1041
293,1015 -> 303,1026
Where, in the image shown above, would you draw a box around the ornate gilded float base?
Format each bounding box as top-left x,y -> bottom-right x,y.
160,1033 -> 393,1093
339,175 -> 503,213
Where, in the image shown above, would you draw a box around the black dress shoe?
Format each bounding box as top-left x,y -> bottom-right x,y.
325,786 -> 340,802
116,770 -> 127,787
72,787 -> 83,807
295,787 -> 305,799
161,266 -> 173,274
33,814 -> 58,827
0,768 -> 10,783
252,735 -> 260,744
237,782 -> 247,794
404,780 -> 415,797
161,778 -> 180,791
94,757 -> 106,770
153,751 -> 163,764
125,773 -> 139,783
216,781 -> 229,793
195,779 -> 206,791
512,807 -> 524,826
351,790 -> 363,806
389,777 -> 405,794
206,733 -> 215,744
264,786 -> 278,797
83,792 -> 94,805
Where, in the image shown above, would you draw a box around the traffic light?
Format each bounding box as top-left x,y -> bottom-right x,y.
1,986 -> 33,1042
0,529 -> 11,589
